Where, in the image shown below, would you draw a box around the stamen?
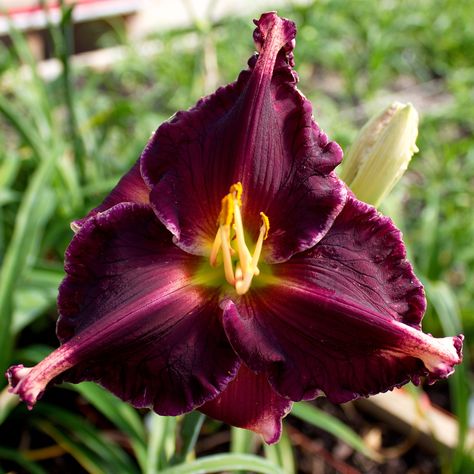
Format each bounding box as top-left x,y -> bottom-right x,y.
233,198 -> 252,272
219,194 -> 234,226
260,212 -> 270,240
235,263 -> 243,282
220,225 -> 235,285
209,230 -> 222,267
210,183 -> 270,295
235,212 -> 269,295
229,182 -> 243,206
253,213 -> 270,263
210,193 -> 234,267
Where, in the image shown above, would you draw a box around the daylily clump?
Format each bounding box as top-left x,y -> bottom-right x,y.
7,12 -> 462,444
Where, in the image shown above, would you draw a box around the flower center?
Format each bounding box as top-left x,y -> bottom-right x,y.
209,182 -> 269,295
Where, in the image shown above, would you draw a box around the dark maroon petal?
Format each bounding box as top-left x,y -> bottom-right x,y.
222,197 -> 462,403
141,12 -> 346,258
9,203 -> 239,414
72,160 -> 150,230
200,364 -> 292,444
264,172 -> 346,262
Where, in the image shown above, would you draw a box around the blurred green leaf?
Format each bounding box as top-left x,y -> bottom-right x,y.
6,20 -> 53,134
0,386 -> 19,425
229,426 -> 257,474
35,404 -> 139,474
159,453 -> 285,474
33,420 -> 109,474
0,446 -> 48,474
0,154 -> 21,188
0,95 -> 50,164
14,344 -> 54,363
0,151 -> 56,374
424,280 -> 472,471
12,285 -> 56,334
292,402 -> 381,461
146,413 -> 177,472
230,426 -> 256,454
69,382 -> 148,472
170,412 -> 205,465
263,427 -> 295,474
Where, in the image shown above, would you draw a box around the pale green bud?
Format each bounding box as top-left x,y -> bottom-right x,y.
340,102 -> 419,207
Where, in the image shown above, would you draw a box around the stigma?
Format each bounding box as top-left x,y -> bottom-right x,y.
210,182 -> 270,295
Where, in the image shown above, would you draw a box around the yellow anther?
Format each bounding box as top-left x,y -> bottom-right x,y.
229,182 -> 243,206
219,194 -> 234,226
210,182 -> 271,295
260,212 -> 270,240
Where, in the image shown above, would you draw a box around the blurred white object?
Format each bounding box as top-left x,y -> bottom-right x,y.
0,1 -> 143,35
128,0 -> 312,39
1,0 -> 312,37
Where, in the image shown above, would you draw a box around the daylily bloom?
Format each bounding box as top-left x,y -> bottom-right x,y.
7,12 -> 462,444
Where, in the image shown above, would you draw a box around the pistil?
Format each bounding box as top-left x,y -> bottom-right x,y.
210,183 -> 270,295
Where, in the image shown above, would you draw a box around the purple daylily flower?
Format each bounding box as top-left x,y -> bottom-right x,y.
7,13 -> 462,444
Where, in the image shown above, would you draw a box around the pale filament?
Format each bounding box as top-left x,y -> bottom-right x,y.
235,219 -> 268,295
232,199 -> 252,271
209,183 -> 269,295
220,224 -> 236,285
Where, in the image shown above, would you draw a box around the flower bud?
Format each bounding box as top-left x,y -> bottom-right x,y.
340,102 -> 419,207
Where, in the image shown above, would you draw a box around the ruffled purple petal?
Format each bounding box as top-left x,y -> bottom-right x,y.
72,160 -> 150,230
8,203 -> 239,414
222,197 -> 463,403
199,364 -> 292,444
141,12 -> 346,258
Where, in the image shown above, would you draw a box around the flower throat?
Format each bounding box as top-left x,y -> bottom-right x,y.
210,182 -> 269,295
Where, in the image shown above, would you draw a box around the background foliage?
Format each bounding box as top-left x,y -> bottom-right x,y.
0,0 -> 472,472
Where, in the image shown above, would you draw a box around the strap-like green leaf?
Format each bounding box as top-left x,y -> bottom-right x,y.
146,413 -> 177,473
69,382 -> 148,472
159,453 -> 285,474
291,402 -> 381,461
0,145 -> 56,374
35,404 -> 139,474
0,446 -> 48,474
264,427 -> 295,474
170,412 -> 205,465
